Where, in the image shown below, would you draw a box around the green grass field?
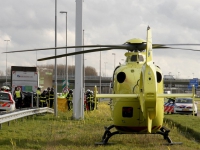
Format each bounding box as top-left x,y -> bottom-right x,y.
0,102 -> 200,150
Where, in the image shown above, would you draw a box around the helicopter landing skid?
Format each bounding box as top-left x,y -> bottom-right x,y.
157,126 -> 182,145
95,125 -> 119,145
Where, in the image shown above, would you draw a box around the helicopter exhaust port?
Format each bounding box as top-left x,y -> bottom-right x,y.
156,71 -> 162,83
117,72 -> 126,83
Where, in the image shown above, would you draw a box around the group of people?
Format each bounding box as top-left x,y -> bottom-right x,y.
1,85 -> 98,111
36,87 -> 55,108
85,89 -> 96,111
61,88 -> 98,111
0,86 -> 24,109
0,86 -> 10,92
62,89 -> 97,111
7,86 -> 55,109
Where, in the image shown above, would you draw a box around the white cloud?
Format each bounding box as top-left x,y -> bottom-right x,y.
0,0 -> 200,80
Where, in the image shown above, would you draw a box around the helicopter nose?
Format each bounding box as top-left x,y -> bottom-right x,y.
117,72 -> 126,83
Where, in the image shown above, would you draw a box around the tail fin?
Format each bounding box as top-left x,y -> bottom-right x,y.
140,26 -> 157,133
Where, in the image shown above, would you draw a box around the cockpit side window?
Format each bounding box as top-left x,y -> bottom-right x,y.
130,55 -> 137,62
138,55 -> 144,61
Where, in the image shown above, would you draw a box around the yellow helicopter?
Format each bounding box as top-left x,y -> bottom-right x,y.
5,26 -> 198,145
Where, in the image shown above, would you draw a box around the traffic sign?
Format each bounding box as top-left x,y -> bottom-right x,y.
188,78 -> 198,89
188,85 -> 198,89
190,78 -> 198,83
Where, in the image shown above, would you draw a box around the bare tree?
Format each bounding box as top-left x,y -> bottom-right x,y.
85,66 -> 98,76
37,64 -> 97,77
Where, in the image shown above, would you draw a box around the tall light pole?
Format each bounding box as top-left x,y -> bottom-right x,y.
104,62 -> 108,77
54,0 -> 58,117
112,53 -> 115,69
169,72 -> 171,92
99,51 -> 101,100
84,59 -> 86,90
36,51 -> 37,67
192,73 -> 194,78
60,11 -> 68,90
83,29 -> 85,91
74,0 -> 84,119
4,40 -> 10,86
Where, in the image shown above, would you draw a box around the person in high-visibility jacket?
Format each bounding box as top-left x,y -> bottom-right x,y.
45,87 -> 50,107
14,87 -> 23,109
66,89 -> 73,110
62,90 -> 68,98
36,87 -> 41,107
49,87 -> 54,108
86,90 -> 94,111
40,90 -> 47,107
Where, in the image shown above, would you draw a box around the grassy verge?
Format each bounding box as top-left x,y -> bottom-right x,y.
0,102 -> 200,150
164,114 -> 200,142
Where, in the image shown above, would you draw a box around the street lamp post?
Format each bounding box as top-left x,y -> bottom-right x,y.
169,72 -> 171,92
54,0 -> 58,117
104,62 -> 108,77
84,59 -> 86,90
112,53 -> 115,69
177,72 -> 180,93
100,51 -> 101,96
4,40 -> 10,86
83,29 -> 85,91
60,11 -> 68,90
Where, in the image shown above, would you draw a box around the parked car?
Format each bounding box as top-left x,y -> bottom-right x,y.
174,98 -> 197,116
0,91 -> 16,111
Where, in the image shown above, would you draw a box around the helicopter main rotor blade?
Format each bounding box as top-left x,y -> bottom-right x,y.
153,44 -> 200,48
37,45 -> 200,61
3,44 -> 129,53
153,46 -> 200,51
37,47 -> 122,61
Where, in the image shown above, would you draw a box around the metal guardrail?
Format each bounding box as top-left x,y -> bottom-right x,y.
0,107 -> 54,125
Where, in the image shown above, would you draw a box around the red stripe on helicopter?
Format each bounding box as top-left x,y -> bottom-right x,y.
156,125 -> 161,130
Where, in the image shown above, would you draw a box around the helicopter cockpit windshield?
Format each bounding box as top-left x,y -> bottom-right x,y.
128,54 -> 144,62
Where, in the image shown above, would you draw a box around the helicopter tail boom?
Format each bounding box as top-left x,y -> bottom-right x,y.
95,94 -> 138,98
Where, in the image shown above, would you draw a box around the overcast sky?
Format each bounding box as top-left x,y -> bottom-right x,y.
0,0 -> 200,79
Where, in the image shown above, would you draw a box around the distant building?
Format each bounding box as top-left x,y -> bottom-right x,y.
164,75 -> 175,80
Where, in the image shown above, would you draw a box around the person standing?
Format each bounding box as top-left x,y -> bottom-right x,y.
36,87 -> 41,107
62,90 -> 68,98
46,87 -> 50,107
49,87 -> 54,108
66,89 -> 73,111
14,87 -> 23,109
40,90 -> 47,107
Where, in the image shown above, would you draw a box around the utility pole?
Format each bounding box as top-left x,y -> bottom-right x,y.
60,11 -> 68,91
54,0 -> 58,117
74,0 -> 84,120
4,40 -> 10,86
